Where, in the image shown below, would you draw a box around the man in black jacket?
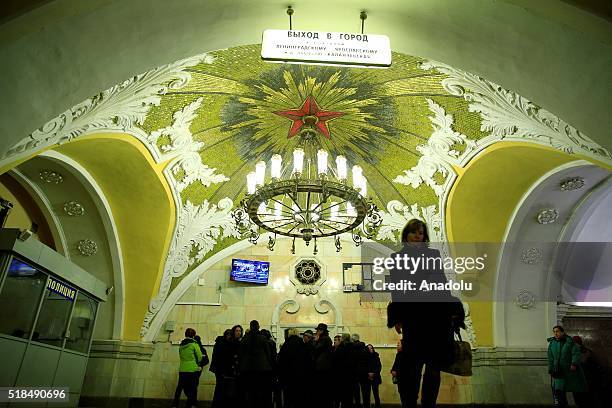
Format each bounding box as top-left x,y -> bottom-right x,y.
351,333 -> 370,408
313,323 -> 334,408
332,333 -> 355,408
278,328 -> 312,408
239,320 -> 275,408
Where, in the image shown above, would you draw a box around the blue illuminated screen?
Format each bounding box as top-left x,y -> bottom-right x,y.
8,258 -> 38,277
230,259 -> 269,284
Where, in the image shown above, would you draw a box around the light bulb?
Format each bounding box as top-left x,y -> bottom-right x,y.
274,201 -> 282,218
360,176 -> 367,197
317,150 -> 328,176
346,202 -> 356,217
310,203 -> 320,222
352,165 -> 363,188
330,202 -> 338,221
246,172 -> 257,194
336,156 -> 347,180
255,161 -> 266,186
271,154 -> 282,179
293,149 -> 304,174
258,202 -> 267,215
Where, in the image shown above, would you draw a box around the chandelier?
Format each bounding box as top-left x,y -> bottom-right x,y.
231,132 -> 382,254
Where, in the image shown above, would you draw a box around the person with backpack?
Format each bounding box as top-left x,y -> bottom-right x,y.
193,335 -> 210,383
172,328 -> 203,408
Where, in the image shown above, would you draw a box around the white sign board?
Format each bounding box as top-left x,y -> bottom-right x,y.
261,29 -> 392,68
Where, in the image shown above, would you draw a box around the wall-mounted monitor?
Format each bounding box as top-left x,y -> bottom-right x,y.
230,258 -> 269,285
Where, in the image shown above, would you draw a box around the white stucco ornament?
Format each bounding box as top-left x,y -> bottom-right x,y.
141,198 -> 240,336
393,99 -> 476,197
536,208 -> 559,224
520,247 -> 543,265
515,289 -> 536,309
1,54 -> 215,166
290,257 -> 326,296
63,201 -> 85,216
419,61 -> 612,162
559,176 -> 585,191
77,239 -> 98,256
376,201 -> 442,242
147,97 -> 228,191
39,169 -> 64,184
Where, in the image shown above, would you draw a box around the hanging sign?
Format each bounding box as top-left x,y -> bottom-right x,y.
261,29 -> 392,67
47,277 -> 76,301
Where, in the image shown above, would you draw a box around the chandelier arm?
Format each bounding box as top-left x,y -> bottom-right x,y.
273,220 -> 300,230
314,225 -> 329,237
316,219 -> 342,232
317,199 -> 347,214
267,217 -> 297,224
285,224 -> 300,234
308,190 -> 331,213
317,218 -> 356,227
258,214 -> 294,221
270,197 -> 296,213
306,190 -> 312,212
259,205 -> 295,216
287,193 -> 304,212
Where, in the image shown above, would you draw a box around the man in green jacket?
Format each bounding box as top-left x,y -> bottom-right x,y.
547,325 -> 587,407
172,328 -> 203,408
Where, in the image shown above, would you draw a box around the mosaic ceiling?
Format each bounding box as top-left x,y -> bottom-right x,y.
140,45 -> 489,212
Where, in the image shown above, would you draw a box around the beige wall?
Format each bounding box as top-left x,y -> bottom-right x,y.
82,238 -> 552,405
147,237 -> 472,404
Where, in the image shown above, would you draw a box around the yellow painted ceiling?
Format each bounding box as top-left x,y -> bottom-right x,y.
55,134 -> 175,340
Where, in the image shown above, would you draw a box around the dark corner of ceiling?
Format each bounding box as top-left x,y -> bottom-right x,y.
562,0 -> 612,22
0,0 -> 55,26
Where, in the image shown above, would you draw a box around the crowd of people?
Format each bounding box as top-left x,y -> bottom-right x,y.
170,218 -> 605,408
207,320 -> 383,408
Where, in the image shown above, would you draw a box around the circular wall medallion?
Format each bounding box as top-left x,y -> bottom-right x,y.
77,239 -> 98,256
560,177 -> 585,191
63,201 -> 85,216
536,208 -> 559,224
295,259 -> 322,285
515,290 -> 536,309
39,169 -> 64,184
521,247 -> 543,265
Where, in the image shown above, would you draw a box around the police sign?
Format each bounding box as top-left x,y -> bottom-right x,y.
46,277 -> 76,301
261,29 -> 392,68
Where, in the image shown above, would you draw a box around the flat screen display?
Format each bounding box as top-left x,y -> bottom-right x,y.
230,259 -> 269,284
8,258 -> 38,277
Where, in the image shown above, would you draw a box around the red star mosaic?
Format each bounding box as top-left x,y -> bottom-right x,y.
273,95 -> 344,139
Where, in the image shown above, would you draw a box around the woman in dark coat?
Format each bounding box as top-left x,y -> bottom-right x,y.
332,333 -> 356,408
386,219 -> 463,408
367,344 -> 383,408
278,328 -> 311,408
222,325 -> 243,407
210,329 -> 232,408
547,326 -> 587,407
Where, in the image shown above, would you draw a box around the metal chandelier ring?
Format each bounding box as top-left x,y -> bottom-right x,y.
242,178 -> 368,239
